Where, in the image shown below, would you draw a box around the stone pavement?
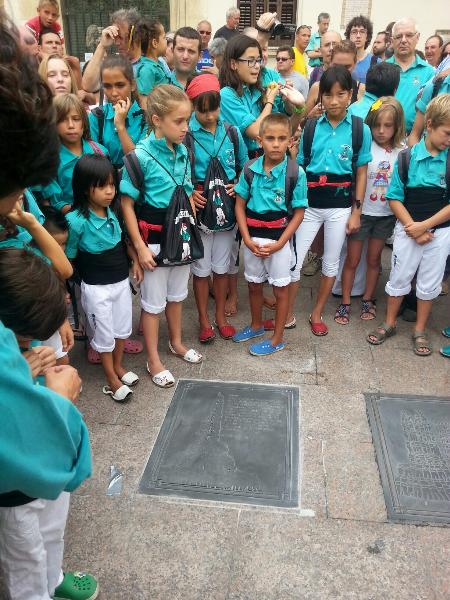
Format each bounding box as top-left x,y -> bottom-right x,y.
65,248 -> 450,600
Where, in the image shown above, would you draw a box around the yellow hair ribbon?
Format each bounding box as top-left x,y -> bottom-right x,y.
128,25 -> 135,51
370,99 -> 382,112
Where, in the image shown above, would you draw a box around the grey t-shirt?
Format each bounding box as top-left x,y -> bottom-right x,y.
281,70 -> 309,100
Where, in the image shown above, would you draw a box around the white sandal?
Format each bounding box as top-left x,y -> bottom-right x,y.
146,364 -> 175,388
120,371 -> 140,386
168,341 -> 203,364
102,384 -> 133,402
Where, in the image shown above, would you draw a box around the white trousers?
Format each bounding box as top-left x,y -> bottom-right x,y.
291,207 -> 351,282
386,223 -> 450,300
191,229 -> 236,277
0,492 -> 70,600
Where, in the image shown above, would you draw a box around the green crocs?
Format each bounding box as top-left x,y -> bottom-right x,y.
53,572 -> 99,600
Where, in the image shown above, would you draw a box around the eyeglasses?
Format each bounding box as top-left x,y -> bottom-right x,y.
392,32 -> 418,41
236,57 -> 262,67
276,56 -> 290,62
350,28 -> 367,36
199,30 -> 211,35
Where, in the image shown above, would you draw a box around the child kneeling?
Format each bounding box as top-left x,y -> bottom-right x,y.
233,113 -> 307,356
367,94 -> 450,356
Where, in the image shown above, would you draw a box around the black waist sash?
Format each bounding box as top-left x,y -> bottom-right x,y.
0,491 -> 35,507
246,209 -> 289,241
306,173 -> 353,208
135,204 -> 167,244
76,241 -> 129,285
404,186 -> 450,229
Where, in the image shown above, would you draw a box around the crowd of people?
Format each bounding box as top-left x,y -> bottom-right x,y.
0,0 -> 449,598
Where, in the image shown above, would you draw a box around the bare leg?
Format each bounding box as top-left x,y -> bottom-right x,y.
225,273 -> 238,316
367,294 -> 403,343
271,285 -> 289,345
287,280 -> 300,323
166,301 -> 188,355
112,339 -> 127,379
213,272 -> 230,328
142,310 -> 165,375
363,238 -> 385,302
414,300 -> 433,355
193,275 -> 211,331
311,275 -> 335,323
340,239 -> 364,306
100,350 -> 122,392
248,282 -> 264,330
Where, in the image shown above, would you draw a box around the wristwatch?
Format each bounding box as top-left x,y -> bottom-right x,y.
354,200 -> 362,209
255,23 -> 271,33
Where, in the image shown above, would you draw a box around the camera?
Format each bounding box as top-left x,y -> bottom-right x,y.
270,20 -> 296,37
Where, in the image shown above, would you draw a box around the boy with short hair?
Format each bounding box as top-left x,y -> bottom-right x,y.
26,0 -> 64,45
367,93 -> 450,356
233,113 -> 308,356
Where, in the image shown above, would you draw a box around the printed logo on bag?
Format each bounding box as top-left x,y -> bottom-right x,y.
225,148 -> 235,166
174,209 -> 195,225
440,172 -> 446,187
180,223 -> 191,261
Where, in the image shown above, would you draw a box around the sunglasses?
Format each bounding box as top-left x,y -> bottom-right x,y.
199,30 -> 211,35
276,56 -> 290,62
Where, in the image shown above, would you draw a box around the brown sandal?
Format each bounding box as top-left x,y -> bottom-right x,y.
412,331 -> 432,356
367,322 -> 396,345
361,299 -> 376,320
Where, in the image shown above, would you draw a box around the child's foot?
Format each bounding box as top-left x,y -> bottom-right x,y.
146,358 -> 166,376
360,299 -> 376,321
412,331 -> 432,356
168,341 -> 203,363
366,322 -> 396,345
232,325 -> 265,343
53,571 -> 98,600
225,296 -> 238,317
334,303 -> 351,325
249,338 -> 286,356
214,320 -> 236,339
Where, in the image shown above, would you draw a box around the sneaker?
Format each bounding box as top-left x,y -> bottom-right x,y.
232,325 -> 265,343
301,251 -> 321,276
249,339 -> 286,356
53,572 -> 99,600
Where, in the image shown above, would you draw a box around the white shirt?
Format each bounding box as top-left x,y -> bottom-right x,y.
363,142 -> 403,217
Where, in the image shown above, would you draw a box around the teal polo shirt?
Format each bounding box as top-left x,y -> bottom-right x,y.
135,56 -> 170,95
0,320 -> 92,500
306,31 -> 322,67
220,85 -> 271,153
0,189 -> 45,250
235,155 -> 308,213
89,100 -> 147,168
65,206 -> 122,259
347,91 -> 378,121
386,55 -> 435,132
297,112 -> 372,175
188,114 -> 249,182
260,66 -> 286,113
386,139 -> 448,202
120,131 -> 194,209
169,71 -> 185,90
51,139 -> 108,211
416,73 -> 450,114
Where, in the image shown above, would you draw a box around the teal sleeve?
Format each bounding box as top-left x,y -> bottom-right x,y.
306,36 -> 317,52
297,135 -> 305,167
220,88 -> 257,135
65,215 -> 82,259
119,166 -> 140,201
234,168 -> 250,200
386,158 -> 405,202
136,64 -> 156,96
416,77 -> 434,114
88,111 -> 100,143
0,323 -> 92,500
356,124 -> 373,166
292,166 -> 308,209
236,129 -> 249,170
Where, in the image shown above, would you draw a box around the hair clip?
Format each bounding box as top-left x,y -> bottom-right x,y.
370,99 -> 382,112
127,25 -> 135,51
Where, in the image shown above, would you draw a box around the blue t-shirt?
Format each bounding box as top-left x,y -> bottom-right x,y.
353,54 -> 379,84
235,155 -> 308,214
197,48 -> 214,71
297,112 -> 372,175
188,114 -> 249,182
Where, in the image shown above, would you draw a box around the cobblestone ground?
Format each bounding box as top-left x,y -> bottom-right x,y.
60,248 -> 449,598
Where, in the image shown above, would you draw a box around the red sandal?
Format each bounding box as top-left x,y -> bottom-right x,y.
199,326 -> 215,343
216,324 -> 236,339
309,315 -> 328,336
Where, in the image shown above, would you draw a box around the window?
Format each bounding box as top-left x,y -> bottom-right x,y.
238,0 -> 297,46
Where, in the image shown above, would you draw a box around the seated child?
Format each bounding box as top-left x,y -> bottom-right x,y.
0,247 -> 97,600
367,94 -> 450,356
233,113 -> 307,356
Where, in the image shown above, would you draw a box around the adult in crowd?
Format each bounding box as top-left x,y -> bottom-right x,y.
292,25 -> 311,78
308,29 -> 341,88
38,53 -> 78,95
208,36 -> 227,71
196,20 -> 214,70
385,18 -> 435,133
38,28 -> 63,56
214,7 -> 240,41
345,15 -> 378,84
424,34 -> 444,68
276,45 -> 309,99
305,12 -> 330,68
0,14 -> 97,600
348,62 -> 401,119
82,7 -> 141,93
372,31 -> 389,61
170,27 -> 201,89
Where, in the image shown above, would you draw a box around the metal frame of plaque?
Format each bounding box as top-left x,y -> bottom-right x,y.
366,392 -> 450,525
139,379 -> 300,507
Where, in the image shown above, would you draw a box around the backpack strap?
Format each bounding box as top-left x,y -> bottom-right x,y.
122,150 -> 145,191
431,77 -> 444,100
224,123 -> 241,177
284,158 -> 299,215
397,147 -> 411,187
87,140 -> 105,156
243,157 -> 259,196
91,106 -> 105,146
301,117 -> 318,169
350,115 -> 364,179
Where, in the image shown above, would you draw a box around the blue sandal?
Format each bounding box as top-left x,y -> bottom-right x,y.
249,339 -> 286,356
442,326 -> 450,338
